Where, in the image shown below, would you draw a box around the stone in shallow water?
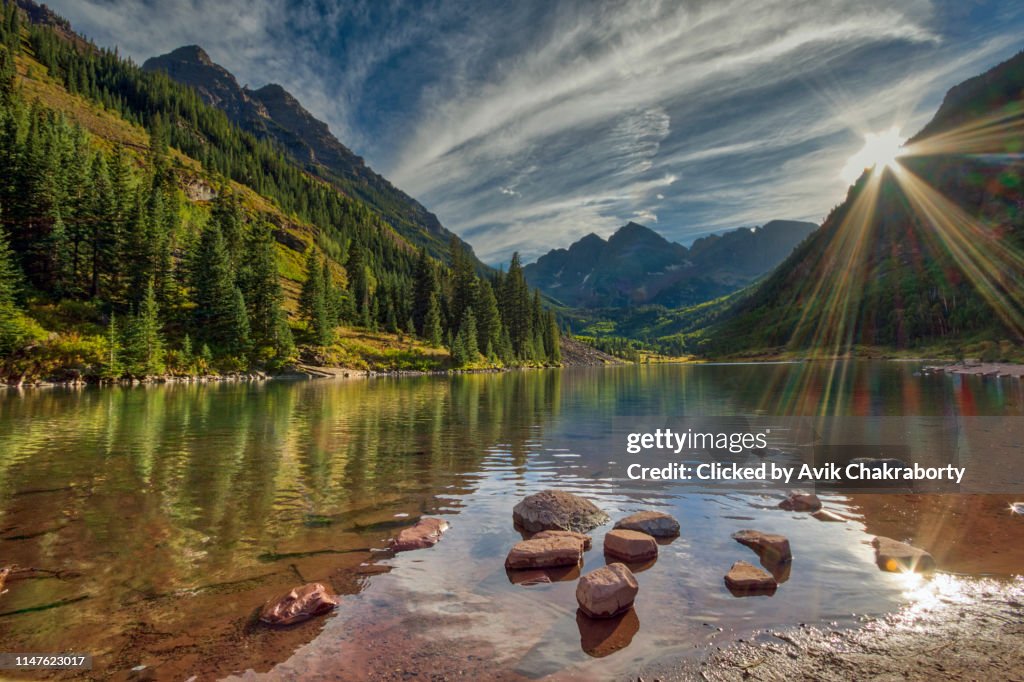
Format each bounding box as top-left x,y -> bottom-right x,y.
576,563 -> 639,618
505,535 -> 585,569
613,510 -> 681,537
391,518 -> 449,552
604,528 -> 659,562
531,529 -> 593,550
577,607 -> 640,658
732,529 -> 792,564
812,509 -> 848,522
779,492 -> 822,512
512,489 -> 610,533
259,582 -> 339,626
872,536 -> 936,574
724,561 -> 777,597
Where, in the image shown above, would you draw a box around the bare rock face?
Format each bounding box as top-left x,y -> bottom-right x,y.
392,518 -> 449,552
505,535 -> 585,569
576,563 -> 639,618
613,510 -> 681,538
259,582 -> 339,626
872,536 -> 936,574
531,529 -> 593,550
604,529 -> 659,562
779,492 -> 823,512
724,561 -> 778,597
512,490 -> 610,533
732,529 -> 792,564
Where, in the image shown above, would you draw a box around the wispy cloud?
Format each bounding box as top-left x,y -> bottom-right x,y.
48,0 -> 1024,264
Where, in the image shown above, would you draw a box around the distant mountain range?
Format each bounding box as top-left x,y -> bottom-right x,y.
142,45 -> 482,268
524,220 -> 816,308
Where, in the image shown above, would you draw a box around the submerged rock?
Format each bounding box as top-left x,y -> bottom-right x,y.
577,606 -> 640,658
613,510 -> 680,538
576,563 -> 639,618
505,535 -> 585,569
779,492 -> 823,512
260,582 -> 339,626
604,529 -> 659,562
724,561 -> 778,597
872,536 -> 936,574
391,518 -> 449,552
812,509 -> 848,522
531,529 -> 593,550
512,490 -> 610,533
732,529 -> 792,564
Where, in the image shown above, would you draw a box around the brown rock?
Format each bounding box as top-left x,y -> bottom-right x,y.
577,607 -> 640,658
812,509 -> 848,522
506,564 -> 581,586
512,489 -> 610,533
732,529 -> 792,564
779,492 -> 822,512
576,563 -> 639,618
259,582 -> 339,626
531,529 -> 593,550
613,510 -> 681,538
872,536 -> 936,574
724,561 -> 777,597
604,528 -> 658,562
505,535 -> 585,569
392,518 -> 449,552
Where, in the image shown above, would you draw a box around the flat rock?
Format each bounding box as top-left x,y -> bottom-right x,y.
505,535 -> 585,569
604,528 -> 658,562
576,562 -> 639,618
512,489 -> 610,533
779,492 -> 822,512
732,529 -> 792,564
531,529 -> 593,550
872,536 -> 936,573
724,561 -> 778,597
613,510 -> 680,538
392,518 -> 449,551
260,582 -> 339,626
812,509 -> 848,522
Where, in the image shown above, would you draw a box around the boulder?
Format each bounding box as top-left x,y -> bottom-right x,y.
392,518 -> 449,552
604,529 -> 658,562
577,607 -> 640,658
779,492 -> 822,512
576,563 -> 639,618
531,529 -> 593,550
732,529 -> 792,564
512,490 -> 610,533
872,536 -> 936,574
724,561 -> 777,597
812,509 -> 848,522
613,510 -> 680,538
260,582 -> 339,626
505,535 -> 585,569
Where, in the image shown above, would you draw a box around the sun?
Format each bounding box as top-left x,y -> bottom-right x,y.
840,126 -> 906,184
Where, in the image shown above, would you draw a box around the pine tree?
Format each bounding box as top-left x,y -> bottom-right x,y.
346,241 -> 370,322
0,225 -> 19,307
229,286 -> 251,356
103,312 -> 122,378
299,246 -> 332,345
455,307 -> 479,365
211,186 -> 244,268
545,310 -> 561,364
501,253 -> 532,359
190,221 -> 244,355
242,223 -> 291,355
474,279 -> 501,359
123,279 -> 165,376
424,292 -> 443,347
412,247 -> 437,334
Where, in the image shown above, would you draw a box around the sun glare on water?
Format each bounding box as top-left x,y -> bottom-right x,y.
840,126 -> 906,184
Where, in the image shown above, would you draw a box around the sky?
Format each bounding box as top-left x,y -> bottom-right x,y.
47,0 -> 1024,265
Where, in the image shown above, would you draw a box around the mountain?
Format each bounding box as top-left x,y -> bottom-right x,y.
703,51 -> 1024,356
524,220 -> 816,308
142,46 -> 480,268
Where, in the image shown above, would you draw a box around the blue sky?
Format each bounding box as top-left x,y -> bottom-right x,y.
48,0 -> 1024,265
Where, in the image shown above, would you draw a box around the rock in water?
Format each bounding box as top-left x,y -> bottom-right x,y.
872,536 -> 936,574
577,607 -> 640,658
512,490 -> 610,533
604,529 -> 659,562
812,509 -> 847,522
724,561 -> 778,596
613,510 -> 680,537
1010,502 -> 1023,515
505,535 -> 585,569
576,563 -> 639,618
260,582 -> 339,626
392,518 -> 449,551
531,529 -> 593,550
779,492 -> 822,512
731,529 -> 792,564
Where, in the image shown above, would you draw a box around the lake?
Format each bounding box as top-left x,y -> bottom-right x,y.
1,362 -> 1022,680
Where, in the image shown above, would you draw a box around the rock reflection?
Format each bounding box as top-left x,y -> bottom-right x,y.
506,563 -> 582,585
577,607 -> 640,658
